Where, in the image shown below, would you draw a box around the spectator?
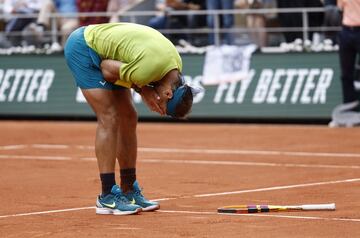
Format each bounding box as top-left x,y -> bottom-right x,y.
236,0 -> 276,47
107,0 -> 137,23
324,0 -> 336,5
148,0 -> 205,44
329,0 -> 360,127
207,0 -> 235,45
0,0 -> 12,47
276,0 -> 324,43
337,0 -> 360,110
0,0 -> 3,24
3,0 -> 41,46
28,0 -> 78,46
76,0 -> 109,26
187,0 -> 207,46
148,0 -> 169,29
323,0 -> 342,43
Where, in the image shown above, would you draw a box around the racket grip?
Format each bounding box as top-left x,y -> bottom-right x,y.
301,203 -> 336,211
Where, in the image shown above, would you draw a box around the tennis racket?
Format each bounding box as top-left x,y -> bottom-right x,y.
217,203 -> 336,214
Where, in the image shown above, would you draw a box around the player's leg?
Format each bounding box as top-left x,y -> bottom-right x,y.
64,26 -> 141,215
112,89 -> 138,191
82,89 -> 119,174
81,88 -> 142,215
112,89 -> 160,211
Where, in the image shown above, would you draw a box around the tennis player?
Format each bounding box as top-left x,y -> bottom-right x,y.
64,22 -> 197,215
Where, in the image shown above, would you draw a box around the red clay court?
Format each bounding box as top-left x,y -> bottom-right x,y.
0,121 -> 359,237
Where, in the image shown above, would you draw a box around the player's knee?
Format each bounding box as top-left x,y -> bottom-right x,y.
121,107 -> 138,128
97,109 -> 120,130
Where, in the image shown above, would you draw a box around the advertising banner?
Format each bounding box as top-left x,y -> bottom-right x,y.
0,52 -> 342,120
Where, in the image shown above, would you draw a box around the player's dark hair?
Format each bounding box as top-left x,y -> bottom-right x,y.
172,73 -> 185,90
174,85 -> 193,119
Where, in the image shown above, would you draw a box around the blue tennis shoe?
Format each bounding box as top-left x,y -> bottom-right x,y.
125,181 -> 160,211
96,185 -> 142,215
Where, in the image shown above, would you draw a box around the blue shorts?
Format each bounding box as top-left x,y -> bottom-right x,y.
64,27 -> 124,90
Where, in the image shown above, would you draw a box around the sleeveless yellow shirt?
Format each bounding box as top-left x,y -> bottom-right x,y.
84,23 -> 182,88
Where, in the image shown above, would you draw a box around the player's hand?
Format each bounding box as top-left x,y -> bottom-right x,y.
140,86 -> 166,116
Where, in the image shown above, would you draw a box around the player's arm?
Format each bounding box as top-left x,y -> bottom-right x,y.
100,59 -> 122,83
101,59 -> 165,115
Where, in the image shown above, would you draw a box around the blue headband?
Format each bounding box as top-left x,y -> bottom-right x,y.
166,74 -> 205,118
166,85 -> 190,118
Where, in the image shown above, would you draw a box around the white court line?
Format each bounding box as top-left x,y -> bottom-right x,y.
158,210 -> 360,222
139,147 -> 360,158
1,155 -> 359,170
152,197 -> 174,202
1,207 -> 359,223
31,144 -> 70,149
0,207 -> 94,219
0,155 -> 71,160
0,145 -> 27,150
195,178 -> 360,198
2,144 -> 360,158
75,145 -> 94,150
0,177 -> 359,220
80,157 -> 360,170
142,159 -> 360,169
80,157 -> 96,161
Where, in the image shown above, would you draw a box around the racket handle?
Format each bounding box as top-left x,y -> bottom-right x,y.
301,203 -> 336,211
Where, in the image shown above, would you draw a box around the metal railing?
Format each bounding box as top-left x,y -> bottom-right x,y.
0,7 -> 341,47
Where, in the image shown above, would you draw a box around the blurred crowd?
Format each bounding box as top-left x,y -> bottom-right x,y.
0,0 -> 342,49
0,0 -> 138,48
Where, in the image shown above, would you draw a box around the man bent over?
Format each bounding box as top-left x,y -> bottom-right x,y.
64,22 -> 197,215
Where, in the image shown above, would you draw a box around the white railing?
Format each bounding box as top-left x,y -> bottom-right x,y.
0,7 -> 340,47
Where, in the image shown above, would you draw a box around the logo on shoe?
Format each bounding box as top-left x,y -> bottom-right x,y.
130,198 -> 136,204
102,202 -> 116,208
